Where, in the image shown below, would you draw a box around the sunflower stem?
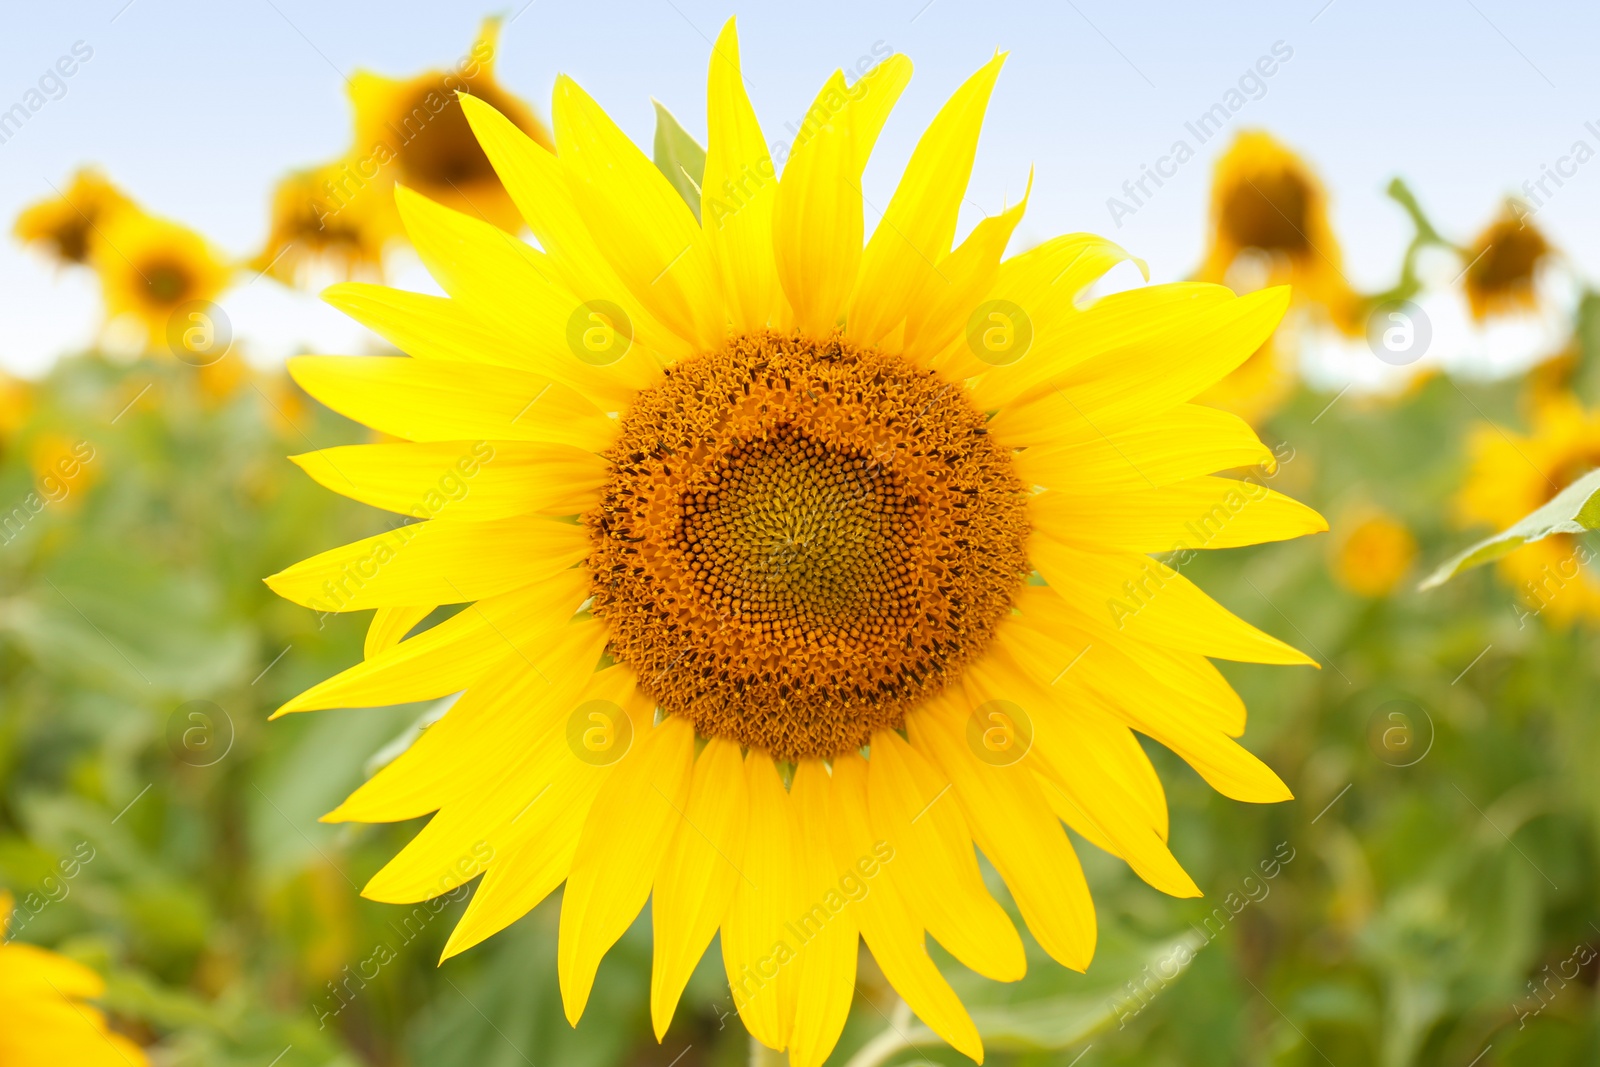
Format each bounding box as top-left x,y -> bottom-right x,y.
748,1034 -> 787,1066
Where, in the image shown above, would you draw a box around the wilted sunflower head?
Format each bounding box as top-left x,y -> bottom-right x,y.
0,891 -> 150,1065
348,16 -> 552,233
90,207 -> 233,344
13,169 -> 132,266
1462,204 -> 1554,322
1201,130 -> 1358,329
250,158 -> 400,286
267,18 -> 1326,1065
1458,392 -> 1600,625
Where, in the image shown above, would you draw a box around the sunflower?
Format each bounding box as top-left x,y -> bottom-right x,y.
347,17 -> 552,234
1458,393 -> 1600,625
13,169 -> 132,267
1461,203 -> 1554,323
0,892 -> 148,1066
88,205 -> 234,347
1331,510 -> 1416,598
1196,131 -> 1361,421
249,157 -> 399,286
267,21 -> 1324,1064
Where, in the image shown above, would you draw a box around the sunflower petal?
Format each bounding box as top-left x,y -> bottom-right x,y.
1032,476 -> 1329,554
772,72 -> 862,336
702,17 -> 783,331
558,714 -> 695,1025
847,53 -> 1005,346
868,729 -> 1026,981
289,440 -> 604,521
264,516 -> 588,612
288,356 -> 614,450
553,75 -> 725,351
787,760 -> 859,1067
651,737 -> 749,1039
721,753 -> 799,1051
364,603 -> 434,659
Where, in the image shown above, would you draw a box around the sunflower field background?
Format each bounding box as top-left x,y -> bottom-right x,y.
5,4 -> 1600,1067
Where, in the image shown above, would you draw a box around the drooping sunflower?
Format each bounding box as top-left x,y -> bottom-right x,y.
0,893 -> 148,1066
1461,203 -> 1554,323
250,157 -> 400,286
347,16 -> 552,234
13,169 -> 132,267
89,206 -> 234,345
1196,131 -> 1360,422
1458,392 -> 1600,625
267,21 -> 1324,1064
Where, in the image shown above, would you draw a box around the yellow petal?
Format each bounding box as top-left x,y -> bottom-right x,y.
1030,536 -> 1316,666
651,737 -> 748,1039
772,71 -> 862,336
265,516 -> 588,612
971,282 -> 1235,410
1003,403 -> 1274,488
458,92 -> 693,364
1032,476 -> 1329,554
902,173 -> 1030,366
702,18 -> 783,331
288,356 -> 614,451
721,753 -> 799,1051
279,568 -> 589,715
867,729 -> 1025,981
393,185 -> 659,406
559,714 -> 695,1025
844,55 -> 913,171
552,76 -> 725,351
324,617 -> 609,823
324,282 -> 541,369
846,53 -> 1005,346
961,654 -> 1197,898
827,753 -> 983,1062
289,440 -> 604,521
908,702 -> 1096,973
786,759 -> 859,1067
364,603 -> 434,659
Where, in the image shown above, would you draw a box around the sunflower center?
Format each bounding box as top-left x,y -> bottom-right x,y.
585,331 -> 1030,760
1221,170 -> 1310,254
397,85 -> 509,187
143,260 -> 192,305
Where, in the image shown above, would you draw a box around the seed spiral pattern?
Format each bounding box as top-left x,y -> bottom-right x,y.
585,331 -> 1030,760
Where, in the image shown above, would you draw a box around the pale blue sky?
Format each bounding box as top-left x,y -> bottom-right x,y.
3,0 -> 1598,373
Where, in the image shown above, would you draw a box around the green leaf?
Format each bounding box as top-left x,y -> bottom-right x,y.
651,100 -> 705,221
1420,467 -> 1600,589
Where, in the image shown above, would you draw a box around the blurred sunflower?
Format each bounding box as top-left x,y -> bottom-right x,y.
1458,393 -> 1600,625
1197,131 -> 1360,422
347,16 -> 552,233
1462,204 -> 1554,323
90,206 -> 234,346
250,157 -> 399,286
267,20 -> 1323,1065
13,169 -> 132,267
0,892 -> 148,1065
1331,510 -> 1416,598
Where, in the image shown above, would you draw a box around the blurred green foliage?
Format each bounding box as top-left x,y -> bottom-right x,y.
2,330 -> 1600,1067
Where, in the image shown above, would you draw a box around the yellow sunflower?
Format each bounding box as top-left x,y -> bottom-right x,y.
1461,203 -> 1554,323
13,169 -> 132,267
1458,392 -> 1600,625
267,20 -> 1324,1064
90,206 -> 234,346
0,892 -> 148,1066
1330,510 -> 1416,598
1196,131 -> 1360,422
250,157 -> 399,286
347,17 -> 552,233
